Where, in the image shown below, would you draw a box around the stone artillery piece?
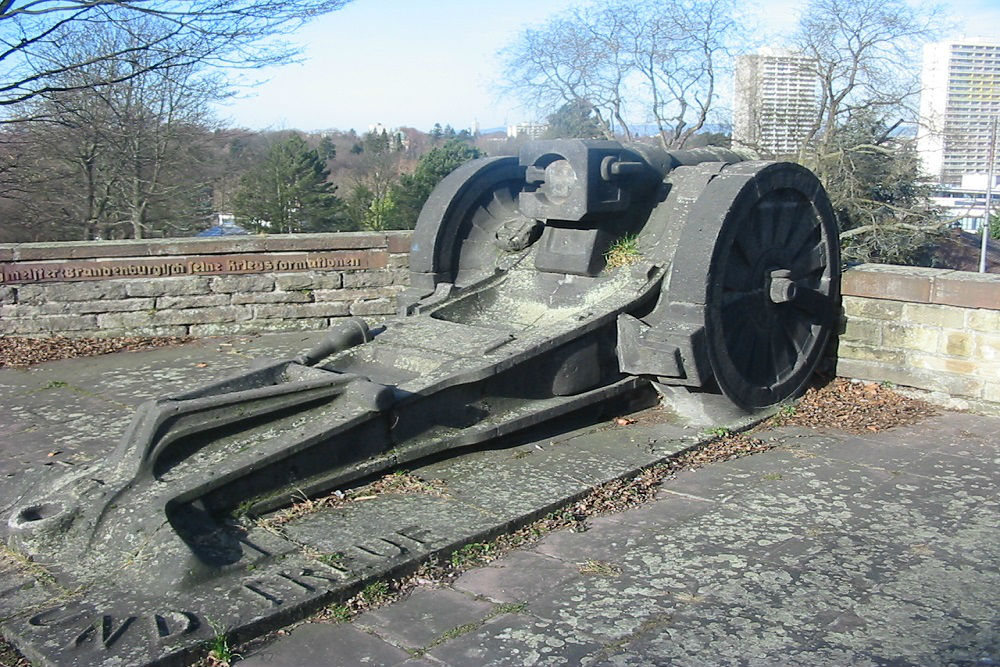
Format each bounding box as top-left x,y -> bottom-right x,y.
7,139 -> 840,590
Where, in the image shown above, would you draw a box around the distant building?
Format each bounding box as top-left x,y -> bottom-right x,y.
507,122 -> 548,140
930,174 -> 1000,233
917,37 -> 1000,186
732,48 -> 819,157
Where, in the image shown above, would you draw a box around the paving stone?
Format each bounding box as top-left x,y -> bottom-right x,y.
452,551 -> 581,604
356,587 -> 493,650
237,622 -> 411,667
426,612 -> 604,667
530,516 -> 649,562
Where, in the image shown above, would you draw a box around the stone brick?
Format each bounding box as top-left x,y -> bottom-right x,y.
274,272 -> 343,291
125,277 -> 211,297
388,253 -> 411,270
836,358 -> 983,398
841,296 -> 904,321
0,285 -> 14,304
98,305 -> 251,328
0,314 -> 97,334
263,232 -> 387,251
17,281 -> 128,303
231,291 -> 313,304
841,264 -> 938,303
210,274 -> 275,293
977,333 -> 1000,362
386,232 -> 413,254
840,318 -> 881,345
967,308 -> 1000,333
939,331 -> 975,358
930,270 -> 1000,309
907,352 -> 978,376
835,341 -> 903,365
349,298 -> 395,316
95,324 -> 189,337
902,302 -> 966,329
0,247 -> 14,261
972,360 -> 1000,380
1,298 -> 154,317
983,381 -> 1000,404
254,302 -> 350,319
313,287 -> 398,302
156,294 -> 231,309
342,270 -> 395,288
881,323 -> 939,351
189,318 -> 330,336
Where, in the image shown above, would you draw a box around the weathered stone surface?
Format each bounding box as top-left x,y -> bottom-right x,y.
237,622 -> 410,667
342,270 -> 397,288
263,232 -> 387,251
841,296 -> 904,321
0,314 -> 97,334
938,330 -> 975,358
124,277 -> 211,297
313,287 -> 397,302
1,298 -> 155,317
188,318 -> 331,336
930,269 -> 1000,309
156,294 -> 231,310
839,318 -> 880,345
17,282 -> 127,303
231,291 -> 312,305
388,253 -> 411,269
97,305 -> 251,328
837,358 -> 985,397
881,323 -> 939,351
835,341 -> 904,365
967,308 -> 1000,333
209,274 -> 275,293
349,298 -> 395,316
254,302 -> 350,319
273,272 -> 343,291
386,232 -> 413,254
0,284 -> 14,304
902,302 -> 967,329
842,264 -> 938,303
355,587 -> 493,649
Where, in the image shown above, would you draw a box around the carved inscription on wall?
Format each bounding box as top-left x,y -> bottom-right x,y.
0,250 -> 388,284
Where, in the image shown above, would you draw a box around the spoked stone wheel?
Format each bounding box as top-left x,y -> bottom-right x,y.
409,156 -> 534,290
672,161 -> 840,410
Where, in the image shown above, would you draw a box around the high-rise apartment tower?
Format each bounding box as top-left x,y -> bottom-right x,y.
917,38 -> 1000,185
732,48 -> 820,157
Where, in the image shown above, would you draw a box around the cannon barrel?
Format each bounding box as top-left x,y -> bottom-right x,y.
6,139 -> 839,593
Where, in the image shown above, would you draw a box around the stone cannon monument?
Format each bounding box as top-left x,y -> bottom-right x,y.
3,139 -> 839,666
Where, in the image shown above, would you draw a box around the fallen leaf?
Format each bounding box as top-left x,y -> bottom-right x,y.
195,362 -> 208,368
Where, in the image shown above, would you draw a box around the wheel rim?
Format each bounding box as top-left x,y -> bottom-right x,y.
705,164 -> 839,409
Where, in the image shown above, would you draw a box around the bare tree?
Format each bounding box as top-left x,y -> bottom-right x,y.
0,0 -> 352,110
793,0 -> 939,165
501,0 -> 739,148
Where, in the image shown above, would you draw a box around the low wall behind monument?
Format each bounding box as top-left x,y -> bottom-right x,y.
0,232 -> 412,337
837,264 -> 1000,413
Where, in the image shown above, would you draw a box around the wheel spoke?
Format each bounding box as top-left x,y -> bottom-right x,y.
723,254 -> 754,290
789,242 -> 828,278
772,197 -> 806,247
791,285 -> 829,319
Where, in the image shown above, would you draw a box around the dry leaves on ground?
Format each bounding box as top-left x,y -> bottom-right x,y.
778,377 -> 936,433
0,335 -> 191,368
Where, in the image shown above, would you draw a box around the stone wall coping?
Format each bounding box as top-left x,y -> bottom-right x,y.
843,264 -> 1000,311
0,231 -> 413,262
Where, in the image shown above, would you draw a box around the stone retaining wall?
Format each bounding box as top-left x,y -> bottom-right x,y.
838,264 -> 1000,410
0,232 -> 412,337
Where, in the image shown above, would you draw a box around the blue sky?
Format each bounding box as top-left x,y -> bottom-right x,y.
216,0 -> 1000,133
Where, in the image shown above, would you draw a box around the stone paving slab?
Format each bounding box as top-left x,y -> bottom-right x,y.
236,412 -> 1000,667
